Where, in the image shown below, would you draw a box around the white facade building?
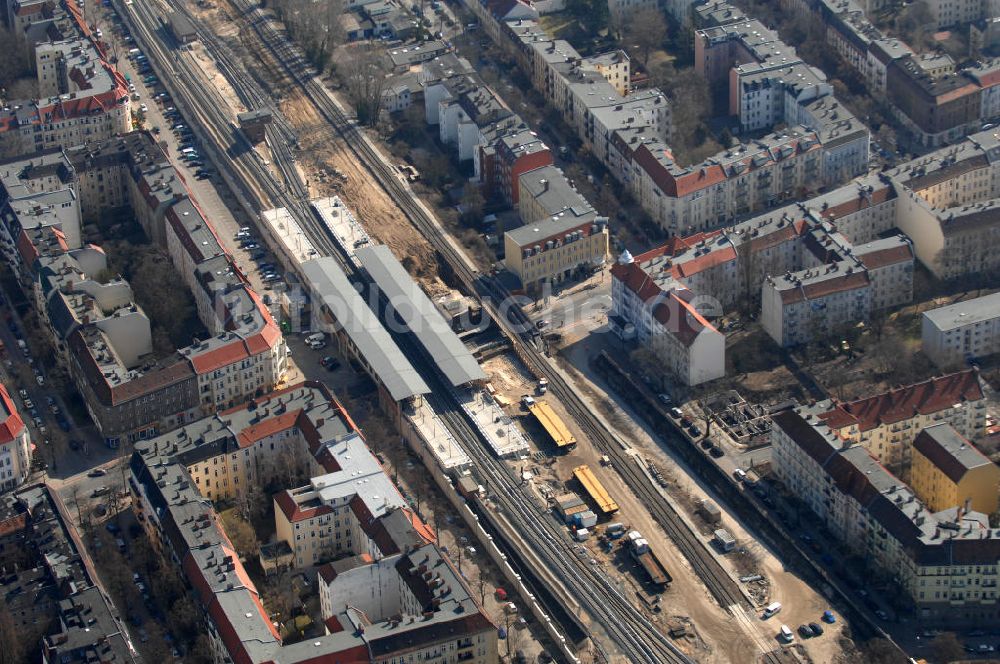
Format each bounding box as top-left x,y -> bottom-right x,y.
610,251 -> 726,386
922,292 -> 1000,366
0,384 -> 31,492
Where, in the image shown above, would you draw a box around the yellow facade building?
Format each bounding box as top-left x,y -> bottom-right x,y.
911,423 -> 1000,515
506,166 -> 609,290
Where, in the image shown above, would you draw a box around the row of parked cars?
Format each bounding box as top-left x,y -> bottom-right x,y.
236,228 -> 282,284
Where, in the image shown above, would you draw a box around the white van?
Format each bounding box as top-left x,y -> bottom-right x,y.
762,602 -> 782,619
778,625 -> 793,642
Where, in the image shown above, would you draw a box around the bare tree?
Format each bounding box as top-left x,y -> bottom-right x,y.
0,605 -> 23,664
221,509 -> 259,560
337,44 -> 390,127
624,8 -> 667,68
271,0 -> 346,71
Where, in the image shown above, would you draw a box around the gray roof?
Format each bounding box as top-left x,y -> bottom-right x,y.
923,292 -> 1000,332
355,245 -> 485,387
300,257 -> 429,401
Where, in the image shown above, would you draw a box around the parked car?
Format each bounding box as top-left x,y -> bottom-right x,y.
808,622 -> 824,637
92,486 -> 110,497
88,468 -> 107,477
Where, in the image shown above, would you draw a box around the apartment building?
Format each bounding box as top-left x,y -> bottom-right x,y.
130,382 -> 497,664
483,5 -> 870,236
611,172 -> 912,357
795,0 -> 1000,147
911,423 -> 1000,514
491,128 -> 553,204
818,369 -> 987,474
0,485 -> 138,663
610,251 -> 726,385
0,384 -> 31,492
731,62 -> 831,133
772,403 -> 1000,626
924,0 -> 988,28
761,261 -> 872,347
693,0 -> 747,28
890,129 -> 1000,279
274,431 -> 409,567
695,19 -> 782,86
888,58 -> 982,147
506,165 -> 610,289
0,149 -> 83,257
852,235 -> 915,310
0,133 -> 286,446
316,531 -> 497,664
922,292 -> 1000,366
0,42 -> 130,156
36,248 -> 153,367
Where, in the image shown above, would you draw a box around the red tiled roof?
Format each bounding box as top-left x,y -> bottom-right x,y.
0,385 -> 25,444
673,164 -> 728,197
236,411 -> 302,448
274,490 -> 334,523
817,405 -> 856,430
818,186 -> 894,223
675,246 -> 736,278
651,290 -> 718,347
825,370 -> 984,432
189,339 -> 250,374
610,260 -> 664,302
975,68 -> 1000,89
936,82 -> 979,104
858,243 -> 913,270
779,270 -> 870,304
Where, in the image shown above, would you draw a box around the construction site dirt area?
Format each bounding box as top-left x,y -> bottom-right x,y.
173,2 -> 852,661
482,353 -> 795,663
550,333 -> 850,663
188,0 -> 441,286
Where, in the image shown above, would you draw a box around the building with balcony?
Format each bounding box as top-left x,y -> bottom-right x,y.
817,369 -> 987,475
129,382 -> 497,664
922,291 -> 1000,367
772,402 -> 1000,626
506,165 -> 609,289
0,384 -> 31,492
910,423 -> 1000,515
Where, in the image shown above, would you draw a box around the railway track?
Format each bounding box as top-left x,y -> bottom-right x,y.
121,0 -> 762,658
219,0 -> 766,648
223,0 -> 751,620
117,4 -> 684,658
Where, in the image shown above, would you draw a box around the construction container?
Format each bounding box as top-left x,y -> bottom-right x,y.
554,493 -> 587,522
573,510 -> 598,529
574,528 -> 590,541
714,528 -> 736,552
698,499 -> 722,524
